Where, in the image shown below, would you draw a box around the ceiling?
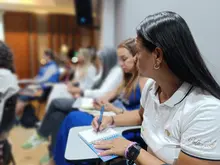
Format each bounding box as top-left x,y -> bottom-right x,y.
0,0 -> 75,14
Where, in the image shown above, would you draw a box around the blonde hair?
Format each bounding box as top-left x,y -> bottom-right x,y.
75,48 -> 93,80
117,38 -> 139,98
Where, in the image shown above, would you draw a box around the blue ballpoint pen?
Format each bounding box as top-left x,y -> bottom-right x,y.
97,105 -> 105,132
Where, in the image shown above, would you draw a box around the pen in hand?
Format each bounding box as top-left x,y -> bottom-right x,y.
97,105 -> 105,133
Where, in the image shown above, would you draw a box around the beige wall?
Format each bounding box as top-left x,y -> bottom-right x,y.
37,15 -> 48,61
0,0 -> 74,14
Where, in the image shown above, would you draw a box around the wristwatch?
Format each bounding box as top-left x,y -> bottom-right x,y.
126,143 -> 141,165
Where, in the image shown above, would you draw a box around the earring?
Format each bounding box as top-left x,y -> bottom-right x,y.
154,64 -> 160,70
133,56 -> 137,64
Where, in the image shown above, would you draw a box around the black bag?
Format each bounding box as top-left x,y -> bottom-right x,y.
20,104 -> 39,128
0,95 -> 17,134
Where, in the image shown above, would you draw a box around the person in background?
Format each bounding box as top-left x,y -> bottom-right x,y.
89,47 -> 103,86
87,46 -> 101,75
16,49 -> 60,116
71,48 -> 98,91
91,11 -> 220,165
22,48 -> 122,164
52,38 -> 147,165
88,47 -> 103,83
0,41 -> 19,164
44,48 -> 99,113
58,49 -> 77,83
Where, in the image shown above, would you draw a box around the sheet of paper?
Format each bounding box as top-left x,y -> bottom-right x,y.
79,108 -> 116,116
72,98 -> 94,109
18,79 -> 34,84
80,98 -> 94,109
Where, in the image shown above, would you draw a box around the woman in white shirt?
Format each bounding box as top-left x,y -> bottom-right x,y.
73,48 -> 97,89
68,48 -> 123,98
44,48 -> 98,112
92,11 -> 220,165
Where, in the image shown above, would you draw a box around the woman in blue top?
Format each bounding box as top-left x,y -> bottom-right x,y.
52,38 -> 147,165
16,49 -> 60,116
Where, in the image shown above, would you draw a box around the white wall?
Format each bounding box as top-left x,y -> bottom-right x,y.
115,0 -> 220,83
100,0 -> 115,48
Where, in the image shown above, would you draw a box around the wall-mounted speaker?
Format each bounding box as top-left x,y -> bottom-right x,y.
74,0 -> 93,26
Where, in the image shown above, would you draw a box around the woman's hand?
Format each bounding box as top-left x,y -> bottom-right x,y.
93,98 -> 107,109
91,116 -> 114,132
97,96 -> 110,103
93,100 -> 122,114
103,102 -> 121,114
93,99 -> 102,110
94,137 -> 132,156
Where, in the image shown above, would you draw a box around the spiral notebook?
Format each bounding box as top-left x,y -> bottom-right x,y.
78,128 -> 121,162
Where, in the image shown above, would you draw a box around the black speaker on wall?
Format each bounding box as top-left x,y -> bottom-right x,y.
74,0 -> 93,26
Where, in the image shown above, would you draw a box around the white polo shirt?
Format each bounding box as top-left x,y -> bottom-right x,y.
141,79 -> 220,164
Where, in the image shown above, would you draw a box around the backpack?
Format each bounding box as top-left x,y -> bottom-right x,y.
20,104 -> 39,128
0,95 -> 17,134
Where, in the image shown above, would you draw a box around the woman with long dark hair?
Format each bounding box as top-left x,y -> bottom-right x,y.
92,11 -> 220,165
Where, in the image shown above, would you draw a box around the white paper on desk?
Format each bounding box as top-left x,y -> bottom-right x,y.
27,84 -> 41,89
43,82 -> 55,87
79,128 -> 118,143
72,98 -> 94,109
18,79 -> 34,84
79,109 -> 116,116
73,98 -> 116,116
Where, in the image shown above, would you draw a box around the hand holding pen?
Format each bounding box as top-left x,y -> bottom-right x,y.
91,106 -> 114,132
97,105 -> 105,132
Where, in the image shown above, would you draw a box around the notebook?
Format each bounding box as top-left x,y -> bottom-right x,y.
78,128 -> 121,162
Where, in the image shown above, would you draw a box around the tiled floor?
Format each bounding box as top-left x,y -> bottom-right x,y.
9,126 -> 49,165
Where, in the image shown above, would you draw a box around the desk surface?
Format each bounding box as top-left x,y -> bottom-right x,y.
65,126 -> 140,162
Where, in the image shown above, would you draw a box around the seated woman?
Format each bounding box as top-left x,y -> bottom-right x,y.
52,38 -> 147,165
45,48 -> 99,112
91,12 -> 220,165
57,48 -> 77,83
22,48 -> 123,163
16,49 -> 60,116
